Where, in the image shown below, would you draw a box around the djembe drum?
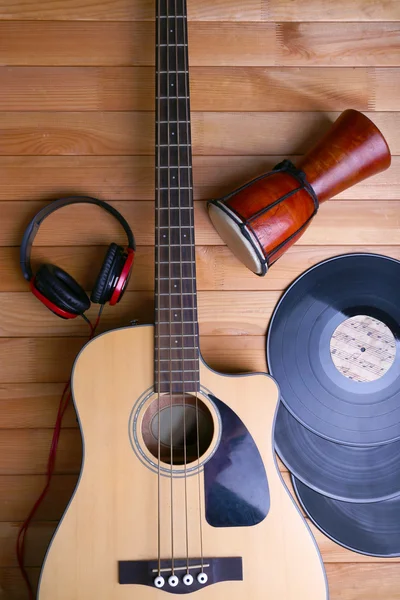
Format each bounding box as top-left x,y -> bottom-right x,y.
208,110 -> 391,275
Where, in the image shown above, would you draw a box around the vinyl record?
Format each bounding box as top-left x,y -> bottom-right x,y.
292,476 -> 400,557
275,403 -> 400,502
267,253 -> 400,447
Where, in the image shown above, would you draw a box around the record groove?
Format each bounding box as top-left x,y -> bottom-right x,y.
267,254 -> 400,446
292,476 -> 400,557
275,403 -> 400,502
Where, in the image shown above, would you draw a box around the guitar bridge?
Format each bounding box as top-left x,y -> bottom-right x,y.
118,557 -> 243,593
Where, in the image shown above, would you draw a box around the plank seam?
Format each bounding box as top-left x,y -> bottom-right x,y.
367,67 -> 377,111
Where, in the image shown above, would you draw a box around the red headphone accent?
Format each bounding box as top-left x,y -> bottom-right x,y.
29,279 -> 78,319
109,248 -> 135,306
21,197 -> 136,319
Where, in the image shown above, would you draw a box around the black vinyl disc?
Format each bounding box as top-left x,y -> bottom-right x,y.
292,475 -> 400,557
275,403 -> 400,502
267,253 -> 400,446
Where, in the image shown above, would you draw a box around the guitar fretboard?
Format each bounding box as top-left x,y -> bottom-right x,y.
154,0 -> 200,394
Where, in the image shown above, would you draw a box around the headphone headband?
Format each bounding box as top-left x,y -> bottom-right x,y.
20,196 -> 136,281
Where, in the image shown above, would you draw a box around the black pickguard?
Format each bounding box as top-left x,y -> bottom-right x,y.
204,395 -> 270,527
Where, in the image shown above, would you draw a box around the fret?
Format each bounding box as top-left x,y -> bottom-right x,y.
158,247 -> 195,262
158,291 -> 195,295
157,226 -> 192,230
157,383 -> 200,393
156,226 -> 193,243
156,295 -> 196,310
156,347 -> 199,359
156,189 -> 192,209
155,308 -> 197,318
156,357 -> 198,363
155,0 -> 200,392
158,166 -> 190,187
156,279 -> 195,293
158,46 -> 188,73
157,144 -> 190,167
158,0 -> 186,14
156,186 -> 192,190
158,374 -> 199,381
156,323 -> 198,336
158,73 -> 188,98
159,378 -> 199,385
156,261 -> 195,264
156,210 -> 192,228
159,14 -> 185,44
156,209 -> 193,230
158,333 -> 196,340
156,282 -> 196,292
157,99 -> 190,124
157,306 -> 197,310
157,123 -> 191,144
158,306 -> 197,320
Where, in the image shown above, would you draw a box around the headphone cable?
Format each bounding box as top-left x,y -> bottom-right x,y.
16,305 -> 104,599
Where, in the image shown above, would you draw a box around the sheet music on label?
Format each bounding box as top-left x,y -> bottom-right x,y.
330,315 -> 396,382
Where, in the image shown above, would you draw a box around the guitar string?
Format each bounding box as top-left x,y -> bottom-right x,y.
174,0 -> 190,577
166,0 -> 176,578
182,0 -> 205,573
156,0 -> 162,578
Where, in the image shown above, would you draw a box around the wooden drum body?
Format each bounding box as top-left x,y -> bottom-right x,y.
208,110 -> 391,275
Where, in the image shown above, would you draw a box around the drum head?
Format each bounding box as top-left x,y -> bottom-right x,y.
292,476 -> 400,557
208,201 -> 265,275
267,253 -> 400,447
275,403 -> 400,502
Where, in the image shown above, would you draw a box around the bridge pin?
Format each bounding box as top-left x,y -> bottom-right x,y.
197,572 -> 208,585
168,575 -> 179,587
154,576 -> 165,588
183,574 -> 194,586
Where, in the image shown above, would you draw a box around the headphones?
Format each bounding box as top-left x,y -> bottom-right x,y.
20,196 -> 136,319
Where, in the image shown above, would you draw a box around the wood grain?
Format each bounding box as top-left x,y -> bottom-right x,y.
1,516 -> 400,569
3,564 -> 400,600
4,199 -> 400,248
0,384 -> 77,428
2,518 -> 400,568
1,155 -> 399,202
0,429 -> 82,475
0,112 -> 398,156
34,327 -> 326,599
0,290 -> 282,336
0,475 -> 78,521
6,245 -> 400,293
2,23 -> 400,67
0,336 -> 268,382
4,66 -> 396,112
1,0 -> 399,21
1,6 -> 400,600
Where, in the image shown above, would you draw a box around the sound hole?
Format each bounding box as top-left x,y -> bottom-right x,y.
142,394 -> 214,465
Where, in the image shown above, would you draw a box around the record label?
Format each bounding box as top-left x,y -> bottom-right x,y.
330,315 -> 396,382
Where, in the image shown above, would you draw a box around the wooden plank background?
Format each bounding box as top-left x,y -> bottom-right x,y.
1,1 -> 400,598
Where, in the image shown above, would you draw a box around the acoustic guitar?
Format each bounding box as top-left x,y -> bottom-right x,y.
38,1 -> 328,597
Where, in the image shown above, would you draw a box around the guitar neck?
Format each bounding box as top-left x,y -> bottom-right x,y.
154,0 -> 200,394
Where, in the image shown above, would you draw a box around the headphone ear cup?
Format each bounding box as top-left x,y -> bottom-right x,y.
35,264 -> 91,316
91,243 -> 125,305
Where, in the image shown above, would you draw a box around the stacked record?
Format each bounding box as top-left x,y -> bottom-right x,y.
267,254 -> 400,557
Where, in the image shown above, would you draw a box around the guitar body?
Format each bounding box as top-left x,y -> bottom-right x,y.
38,325 -> 328,600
